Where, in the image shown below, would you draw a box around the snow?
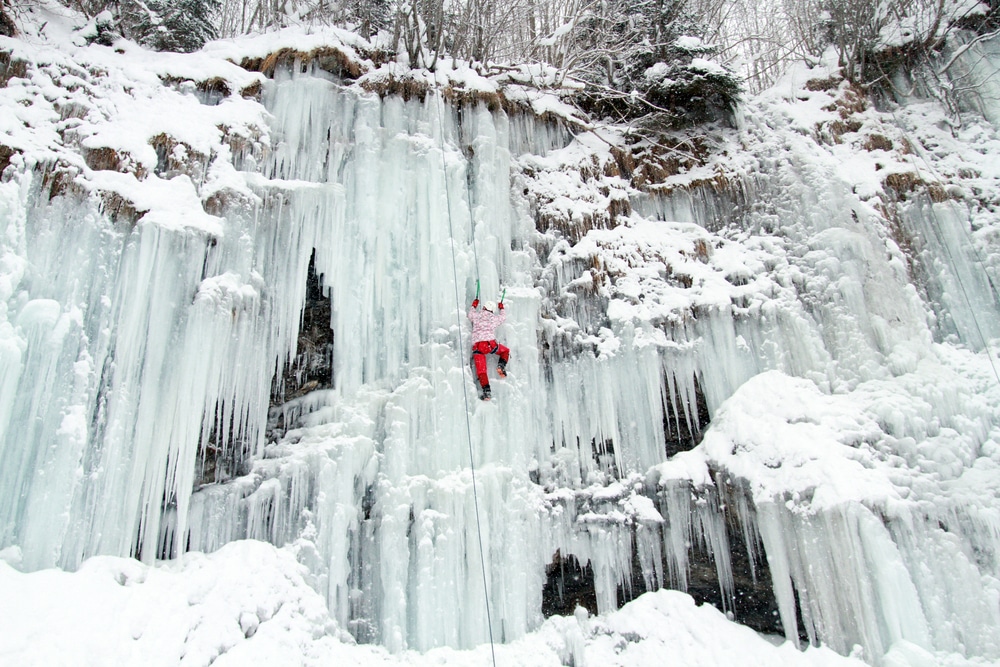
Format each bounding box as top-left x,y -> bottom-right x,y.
689,57 -> 728,77
537,19 -> 577,48
202,25 -> 372,66
0,541 -> 345,667
876,0 -> 988,49
1,6 -> 1000,667
0,539 -> 870,667
700,371 -> 901,508
88,171 -> 225,235
675,35 -> 707,51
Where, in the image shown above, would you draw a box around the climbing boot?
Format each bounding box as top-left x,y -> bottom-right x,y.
497,360 -> 507,379
481,385 -> 492,401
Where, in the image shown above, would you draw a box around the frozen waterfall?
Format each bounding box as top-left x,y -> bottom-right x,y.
1,35 -> 999,666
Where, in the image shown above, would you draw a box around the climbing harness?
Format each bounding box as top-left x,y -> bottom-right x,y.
473,340 -> 500,355
437,92 -> 498,666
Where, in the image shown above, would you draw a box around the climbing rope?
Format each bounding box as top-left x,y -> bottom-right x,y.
437,92 -> 498,666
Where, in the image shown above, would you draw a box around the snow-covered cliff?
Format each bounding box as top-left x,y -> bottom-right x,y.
1,11 -> 999,667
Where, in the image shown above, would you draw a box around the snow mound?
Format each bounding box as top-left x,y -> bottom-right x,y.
0,540 -> 344,666
0,540 -> 870,667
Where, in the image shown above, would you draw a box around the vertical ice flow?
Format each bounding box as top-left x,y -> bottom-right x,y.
0,50 -> 999,665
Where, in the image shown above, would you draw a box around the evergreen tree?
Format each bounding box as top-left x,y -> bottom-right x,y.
121,0 -> 220,52
575,0 -> 741,128
345,0 -> 391,39
634,33 -> 742,128
0,0 -> 15,37
87,9 -> 118,46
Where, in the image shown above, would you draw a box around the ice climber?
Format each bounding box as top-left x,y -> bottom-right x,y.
468,298 -> 509,401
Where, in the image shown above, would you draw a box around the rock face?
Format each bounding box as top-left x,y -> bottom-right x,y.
542,552 -> 598,617
268,253 -> 334,423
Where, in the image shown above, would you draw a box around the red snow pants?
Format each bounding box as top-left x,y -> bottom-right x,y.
471,340 -> 509,388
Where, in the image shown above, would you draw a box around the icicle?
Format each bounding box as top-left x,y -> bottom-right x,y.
755,501 -> 801,647
658,480 -> 694,592
900,198 -> 1000,348
5,38 -> 1000,665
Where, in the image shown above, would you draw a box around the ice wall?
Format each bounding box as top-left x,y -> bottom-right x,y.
2,40 -> 1000,665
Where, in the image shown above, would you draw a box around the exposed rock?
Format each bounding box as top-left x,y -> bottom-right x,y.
543,551 -> 598,617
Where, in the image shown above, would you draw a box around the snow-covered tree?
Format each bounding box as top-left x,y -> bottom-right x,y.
345,0 -> 392,38
637,35 -> 743,127
780,0 -> 992,85
0,0 -> 15,36
89,8 -> 118,45
569,0 -> 741,128
121,0 -> 221,52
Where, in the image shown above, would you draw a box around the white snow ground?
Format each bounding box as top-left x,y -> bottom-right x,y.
1,539 -> 869,667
